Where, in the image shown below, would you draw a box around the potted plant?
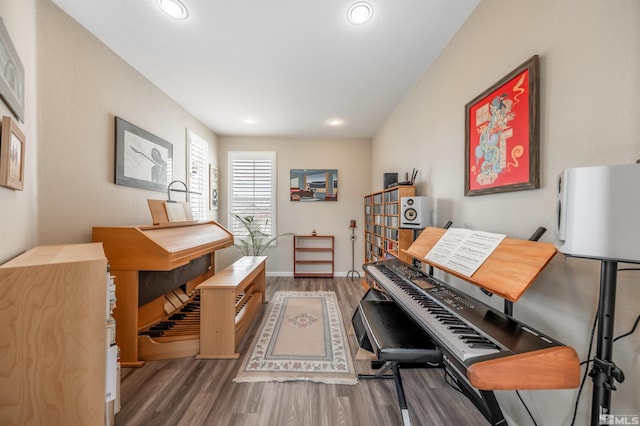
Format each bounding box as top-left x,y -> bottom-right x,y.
232,214 -> 292,256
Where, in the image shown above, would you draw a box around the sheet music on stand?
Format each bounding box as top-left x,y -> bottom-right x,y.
165,202 -> 188,222
424,228 -> 506,277
404,227 -> 557,302
147,199 -> 194,225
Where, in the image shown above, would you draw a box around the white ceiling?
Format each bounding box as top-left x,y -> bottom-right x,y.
51,0 -> 479,138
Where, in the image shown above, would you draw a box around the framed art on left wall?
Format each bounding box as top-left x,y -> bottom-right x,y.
0,18 -> 25,123
0,115 -> 25,190
209,165 -> 219,210
115,117 -> 173,192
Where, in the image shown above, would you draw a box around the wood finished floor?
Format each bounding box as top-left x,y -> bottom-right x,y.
116,277 -> 489,426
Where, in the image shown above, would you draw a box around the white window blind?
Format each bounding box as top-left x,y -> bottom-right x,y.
228,151 -> 276,238
187,130 -> 208,221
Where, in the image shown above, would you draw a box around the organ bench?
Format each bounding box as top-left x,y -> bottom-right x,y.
197,255 -> 267,359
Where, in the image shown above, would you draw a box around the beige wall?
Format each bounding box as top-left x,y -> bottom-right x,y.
373,0 -> 640,424
35,0 -> 219,245
217,136 -> 371,275
0,0 -> 37,263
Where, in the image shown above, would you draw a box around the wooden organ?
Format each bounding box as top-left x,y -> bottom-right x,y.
93,220 -> 234,367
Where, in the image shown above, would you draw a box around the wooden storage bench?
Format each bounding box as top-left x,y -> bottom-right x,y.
196,256 -> 267,359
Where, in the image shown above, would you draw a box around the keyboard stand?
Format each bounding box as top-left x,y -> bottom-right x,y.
441,360 -> 507,425
354,300 -> 443,426
353,273 -> 509,425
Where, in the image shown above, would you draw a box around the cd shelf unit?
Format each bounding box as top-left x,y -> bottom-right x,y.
364,185 -> 415,264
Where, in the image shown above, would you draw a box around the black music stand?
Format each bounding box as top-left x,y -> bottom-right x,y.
347,220 -> 360,279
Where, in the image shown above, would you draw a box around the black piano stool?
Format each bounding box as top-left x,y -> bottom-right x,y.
354,300 -> 443,426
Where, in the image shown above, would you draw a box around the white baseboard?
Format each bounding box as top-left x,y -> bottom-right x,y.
265,271 -> 364,278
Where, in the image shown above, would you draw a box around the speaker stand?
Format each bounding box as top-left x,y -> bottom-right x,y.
347,226 -> 360,279
590,260 -> 625,426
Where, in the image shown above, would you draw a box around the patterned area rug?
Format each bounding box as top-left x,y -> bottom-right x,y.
233,291 -> 357,385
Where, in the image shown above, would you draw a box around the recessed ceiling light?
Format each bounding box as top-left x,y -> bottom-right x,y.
347,2 -> 373,25
243,116 -> 259,125
326,118 -> 344,126
157,0 -> 189,20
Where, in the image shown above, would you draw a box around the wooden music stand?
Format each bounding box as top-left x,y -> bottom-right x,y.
147,199 -> 196,226
402,227 -> 558,303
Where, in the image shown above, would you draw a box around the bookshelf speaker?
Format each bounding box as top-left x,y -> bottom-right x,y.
400,196 -> 431,229
556,164 -> 640,262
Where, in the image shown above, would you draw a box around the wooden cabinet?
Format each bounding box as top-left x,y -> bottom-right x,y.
0,243 -> 116,425
293,235 -> 334,277
364,185 -> 415,264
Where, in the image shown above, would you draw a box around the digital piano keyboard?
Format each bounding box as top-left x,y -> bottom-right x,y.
364,258 -> 580,392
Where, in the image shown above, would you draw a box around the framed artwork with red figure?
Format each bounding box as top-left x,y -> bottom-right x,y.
465,55 -> 540,196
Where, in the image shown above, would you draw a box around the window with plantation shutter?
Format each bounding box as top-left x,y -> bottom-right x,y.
187,130 -> 209,220
228,151 -> 277,239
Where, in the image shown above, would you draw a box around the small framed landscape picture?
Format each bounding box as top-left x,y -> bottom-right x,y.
290,169 -> 338,202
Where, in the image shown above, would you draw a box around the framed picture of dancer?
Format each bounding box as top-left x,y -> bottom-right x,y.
464,55 -> 540,196
115,117 -> 173,192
